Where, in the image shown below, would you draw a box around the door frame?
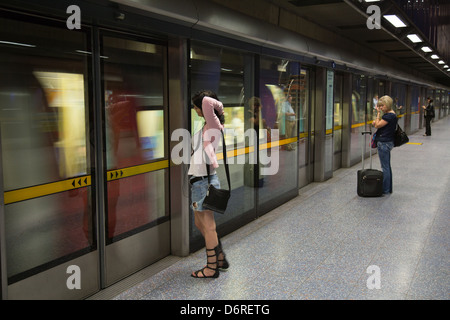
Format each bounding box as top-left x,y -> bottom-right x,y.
96,29 -> 172,287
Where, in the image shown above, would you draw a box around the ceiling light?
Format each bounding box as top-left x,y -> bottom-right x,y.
444,65 -> 449,69
0,40 -> 36,47
76,50 -> 91,55
383,15 -> 407,28
421,46 -> 432,52
430,54 -> 439,59
365,0 -> 381,2
438,60 -> 445,64
407,34 -> 422,43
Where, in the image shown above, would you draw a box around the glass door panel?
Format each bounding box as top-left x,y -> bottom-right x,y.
298,68 -> 311,187
189,42 -> 255,249
0,14 -> 96,299
258,57 -> 299,209
101,34 -> 170,284
333,73 -> 343,171
350,75 -> 367,165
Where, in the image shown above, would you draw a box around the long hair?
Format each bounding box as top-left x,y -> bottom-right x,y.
192,90 -> 225,124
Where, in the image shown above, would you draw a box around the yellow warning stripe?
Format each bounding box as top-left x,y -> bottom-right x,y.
107,160 -> 169,181
407,142 -> 423,145
216,137 -> 298,161
261,137 -> 298,150
5,124 -> 420,204
349,113 -> 412,130
4,160 -> 170,204
4,175 -> 92,205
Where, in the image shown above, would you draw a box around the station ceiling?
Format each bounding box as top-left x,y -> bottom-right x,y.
272,0 -> 450,86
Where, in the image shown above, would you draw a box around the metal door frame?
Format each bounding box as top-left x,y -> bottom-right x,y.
0,126 -> 7,299
0,15 -> 100,299
96,29 -> 172,287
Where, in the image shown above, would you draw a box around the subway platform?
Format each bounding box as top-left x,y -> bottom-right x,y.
91,117 -> 449,301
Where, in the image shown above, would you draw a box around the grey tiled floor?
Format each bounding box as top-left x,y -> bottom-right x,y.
113,117 -> 450,300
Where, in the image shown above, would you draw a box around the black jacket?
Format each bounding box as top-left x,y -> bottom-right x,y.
425,103 -> 435,118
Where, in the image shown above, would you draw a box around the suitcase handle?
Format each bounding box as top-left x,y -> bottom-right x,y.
361,130 -> 374,170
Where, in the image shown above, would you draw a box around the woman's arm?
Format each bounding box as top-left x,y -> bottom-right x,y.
202,96 -> 224,169
372,112 -> 388,128
202,96 -> 224,129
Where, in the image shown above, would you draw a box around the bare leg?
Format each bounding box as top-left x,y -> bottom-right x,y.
194,209 -> 205,237
192,210 -> 219,277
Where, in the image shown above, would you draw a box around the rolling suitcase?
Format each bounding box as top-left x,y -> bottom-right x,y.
357,131 -> 383,197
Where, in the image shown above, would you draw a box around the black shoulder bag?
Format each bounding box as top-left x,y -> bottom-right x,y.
394,124 -> 409,147
202,129 -> 231,214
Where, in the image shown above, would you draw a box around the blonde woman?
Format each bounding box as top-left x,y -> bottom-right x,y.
372,95 -> 398,195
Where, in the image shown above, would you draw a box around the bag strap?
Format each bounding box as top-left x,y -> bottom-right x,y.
205,129 -> 230,191
191,125 -> 203,156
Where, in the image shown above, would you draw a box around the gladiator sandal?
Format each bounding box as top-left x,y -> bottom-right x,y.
217,240 -> 230,271
191,246 -> 220,278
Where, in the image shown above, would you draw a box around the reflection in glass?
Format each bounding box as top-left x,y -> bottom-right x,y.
258,56 -> 299,206
410,86 -> 420,132
137,110 -> 164,160
333,74 -> 343,171
34,71 -> 87,177
0,16 -> 93,282
297,68 -> 311,187
6,189 -> 92,281
102,36 -> 168,240
189,42 -> 254,241
350,75 -> 367,164
107,170 -> 166,239
392,83 -> 406,129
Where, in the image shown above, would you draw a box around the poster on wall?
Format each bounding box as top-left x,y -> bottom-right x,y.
326,70 -> 334,132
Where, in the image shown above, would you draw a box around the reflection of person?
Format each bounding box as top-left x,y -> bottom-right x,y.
372,95 -> 397,195
372,94 -> 378,110
248,96 -> 261,129
282,94 -> 296,150
393,97 -> 403,114
231,109 -> 244,144
245,96 -> 268,188
189,90 -> 229,278
422,97 -> 434,136
248,96 -> 268,137
351,91 -> 360,123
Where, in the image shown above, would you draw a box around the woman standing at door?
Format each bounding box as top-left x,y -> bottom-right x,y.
422,97 -> 434,136
189,90 -> 229,278
372,95 -> 397,195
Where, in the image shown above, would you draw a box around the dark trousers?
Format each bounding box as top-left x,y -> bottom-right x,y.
377,141 -> 394,194
425,116 -> 432,136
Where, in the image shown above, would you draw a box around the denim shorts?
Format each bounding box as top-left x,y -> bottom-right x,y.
190,174 -> 220,211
